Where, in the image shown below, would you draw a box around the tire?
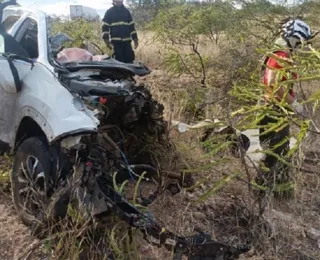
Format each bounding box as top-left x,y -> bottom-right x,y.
11,136 -> 54,234
0,140 -> 9,155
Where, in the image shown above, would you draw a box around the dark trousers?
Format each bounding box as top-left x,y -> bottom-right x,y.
258,115 -> 291,185
112,41 -> 134,63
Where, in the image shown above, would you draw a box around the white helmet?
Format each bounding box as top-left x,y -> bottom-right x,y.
280,18 -> 313,44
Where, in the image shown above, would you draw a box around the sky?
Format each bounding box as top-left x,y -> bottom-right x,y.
17,0 -> 117,17
16,0 -> 300,18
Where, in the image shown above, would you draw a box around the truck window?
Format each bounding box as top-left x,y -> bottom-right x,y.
19,18 -> 38,59
0,29 -> 30,57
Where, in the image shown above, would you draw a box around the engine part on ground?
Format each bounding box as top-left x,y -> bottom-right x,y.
52,143 -> 251,260
229,133 -> 251,158
171,119 -> 225,133
202,126 -> 250,157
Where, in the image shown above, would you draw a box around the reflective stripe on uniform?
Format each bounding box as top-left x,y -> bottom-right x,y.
111,37 -> 122,41
111,37 -> 132,42
110,21 -> 134,26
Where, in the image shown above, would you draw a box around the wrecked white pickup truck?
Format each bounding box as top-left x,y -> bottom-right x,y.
0,3 -> 250,259
0,4 -> 157,222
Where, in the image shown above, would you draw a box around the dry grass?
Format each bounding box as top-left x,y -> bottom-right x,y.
148,62 -> 320,258
134,31 -> 220,70
134,33 -> 320,258
0,155 -> 12,192
134,31 -> 164,69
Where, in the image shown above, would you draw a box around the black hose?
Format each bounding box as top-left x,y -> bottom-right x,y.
129,164 -> 158,174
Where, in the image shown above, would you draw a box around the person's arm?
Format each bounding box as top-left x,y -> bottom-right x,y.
265,69 -> 295,104
127,10 -> 138,47
266,52 -> 303,114
265,52 -> 295,104
101,11 -> 110,41
101,10 -> 112,49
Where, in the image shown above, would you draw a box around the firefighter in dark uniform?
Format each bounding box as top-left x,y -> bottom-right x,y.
102,0 -> 138,63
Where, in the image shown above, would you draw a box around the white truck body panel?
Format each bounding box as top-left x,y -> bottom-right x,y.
0,5 -> 99,151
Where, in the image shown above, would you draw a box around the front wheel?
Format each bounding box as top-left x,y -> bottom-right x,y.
11,137 -> 54,235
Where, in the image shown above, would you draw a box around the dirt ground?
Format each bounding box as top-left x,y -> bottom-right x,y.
0,192 -> 40,260
0,147 -> 320,259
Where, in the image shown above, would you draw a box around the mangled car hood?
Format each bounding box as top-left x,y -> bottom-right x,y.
61,57 -> 151,77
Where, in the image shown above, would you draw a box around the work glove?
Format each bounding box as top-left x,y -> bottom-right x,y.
104,38 -> 112,49
133,39 -> 139,49
291,99 -> 304,115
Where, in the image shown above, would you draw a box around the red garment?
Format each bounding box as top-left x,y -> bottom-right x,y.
263,50 -> 297,100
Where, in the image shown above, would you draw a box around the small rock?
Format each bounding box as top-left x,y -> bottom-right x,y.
187,192 -> 195,199
202,202 -> 209,209
139,245 -> 153,254
271,209 -> 293,222
246,248 -> 255,257
193,212 -> 206,221
199,184 -> 206,190
306,228 -> 320,241
194,204 -> 203,211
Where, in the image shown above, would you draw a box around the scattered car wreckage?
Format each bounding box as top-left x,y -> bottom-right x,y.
0,4 -> 250,259
171,119 -> 250,158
